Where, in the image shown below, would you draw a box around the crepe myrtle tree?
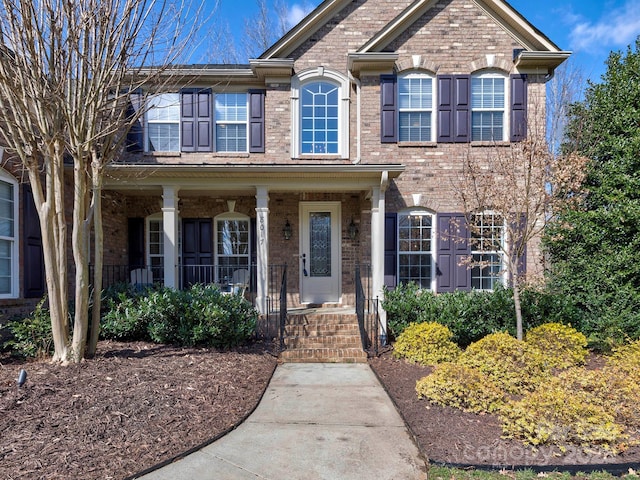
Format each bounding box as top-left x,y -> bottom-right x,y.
455,100 -> 587,340
0,0 -> 204,362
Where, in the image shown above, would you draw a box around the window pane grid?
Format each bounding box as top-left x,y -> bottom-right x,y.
215,93 -> 248,152
398,75 -> 433,142
471,76 -> 505,141
217,220 -> 250,279
398,213 -> 432,289
471,213 -> 504,290
147,93 -> 180,152
301,82 -> 339,154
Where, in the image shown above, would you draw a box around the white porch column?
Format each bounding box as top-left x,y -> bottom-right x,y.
255,186 -> 269,314
371,172 -> 389,344
162,186 -> 179,289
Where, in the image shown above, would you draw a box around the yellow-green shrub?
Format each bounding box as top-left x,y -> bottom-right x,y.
393,322 -> 461,365
601,364 -> 640,428
525,322 -> 588,369
457,332 -> 549,394
500,377 -> 627,454
416,363 -> 505,414
607,339 -> 640,377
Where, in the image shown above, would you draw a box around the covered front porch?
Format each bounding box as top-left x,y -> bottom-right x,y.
102,164 -> 403,327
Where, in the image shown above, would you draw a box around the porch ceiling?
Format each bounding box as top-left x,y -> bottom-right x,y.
104,164 -> 405,194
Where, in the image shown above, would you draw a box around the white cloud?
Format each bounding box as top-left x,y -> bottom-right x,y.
569,0 -> 640,52
286,3 -> 316,29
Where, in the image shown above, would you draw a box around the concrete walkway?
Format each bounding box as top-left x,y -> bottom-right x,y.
137,363 -> 428,480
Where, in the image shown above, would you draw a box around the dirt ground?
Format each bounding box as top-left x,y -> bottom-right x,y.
1,342 -> 639,479
0,341 -> 277,480
369,349 -> 640,472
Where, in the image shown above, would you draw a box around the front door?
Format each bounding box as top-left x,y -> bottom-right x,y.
300,202 -> 341,304
182,218 -> 213,286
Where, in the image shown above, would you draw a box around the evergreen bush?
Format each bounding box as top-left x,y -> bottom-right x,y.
2,297 -> 53,358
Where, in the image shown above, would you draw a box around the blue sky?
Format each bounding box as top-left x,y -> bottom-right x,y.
212,0 -> 640,83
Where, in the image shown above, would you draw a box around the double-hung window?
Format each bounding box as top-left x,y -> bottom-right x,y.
301,82 -> 339,154
471,73 -> 506,141
398,210 -> 434,289
0,175 -> 17,297
146,93 -> 180,152
215,93 -> 248,152
398,73 -> 434,142
470,212 -> 505,290
215,214 -> 250,282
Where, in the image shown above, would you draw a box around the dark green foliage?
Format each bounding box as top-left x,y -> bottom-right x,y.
383,284 -> 568,346
545,38 -> 640,349
101,284 -> 258,348
2,298 -> 53,358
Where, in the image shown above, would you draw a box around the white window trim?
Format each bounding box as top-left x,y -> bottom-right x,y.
214,92 -> 249,153
397,209 -> 436,291
470,211 -> 508,291
0,169 -> 18,299
471,71 -> 508,142
144,93 -> 181,153
214,211 -> 251,280
398,71 -> 436,143
291,67 -> 350,159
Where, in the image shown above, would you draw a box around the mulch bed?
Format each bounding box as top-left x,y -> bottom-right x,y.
0,341 -> 277,480
369,349 -> 640,472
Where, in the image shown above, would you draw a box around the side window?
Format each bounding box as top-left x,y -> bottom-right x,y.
146,214 -> 181,282
397,210 -> 434,290
0,173 -> 17,297
215,213 -> 250,282
398,73 -> 434,142
215,93 -> 248,152
145,93 -> 180,152
470,212 -> 505,290
471,73 -> 506,142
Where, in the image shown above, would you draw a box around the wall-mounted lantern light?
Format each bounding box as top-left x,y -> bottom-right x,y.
283,219 -> 292,240
348,217 -> 359,241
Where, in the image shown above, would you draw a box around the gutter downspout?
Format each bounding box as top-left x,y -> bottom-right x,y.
348,71 -> 361,164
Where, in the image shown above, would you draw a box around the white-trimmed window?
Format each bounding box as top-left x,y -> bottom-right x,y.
291,68 -> 349,159
146,93 -> 180,152
146,214 -> 181,282
0,172 -> 17,297
471,72 -> 506,142
215,212 -> 250,282
470,212 -> 505,290
215,93 -> 248,152
398,210 -> 434,290
398,73 -> 434,142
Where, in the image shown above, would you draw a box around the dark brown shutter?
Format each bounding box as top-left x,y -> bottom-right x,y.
126,90 -> 144,153
380,75 -> 397,143
436,213 -> 471,292
181,89 -> 212,152
384,213 -> 397,289
249,89 -> 265,153
438,75 -> 470,143
23,185 -> 45,298
510,74 -> 528,141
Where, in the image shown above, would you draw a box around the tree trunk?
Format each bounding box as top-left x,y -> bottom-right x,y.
88,159 -> 103,358
513,275 -> 523,341
70,158 -> 91,362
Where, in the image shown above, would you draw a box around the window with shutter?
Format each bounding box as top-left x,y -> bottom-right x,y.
471,73 -> 506,142
0,173 -> 18,298
398,73 -> 435,142
215,93 -> 248,152
397,210 -> 434,289
146,93 -> 180,152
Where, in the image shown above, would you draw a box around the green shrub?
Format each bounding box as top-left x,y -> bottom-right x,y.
382,283 -> 430,339
101,284 -> 258,348
393,322 -> 461,365
525,322 -> 588,369
416,363 -> 505,414
457,332 -> 549,394
3,298 -> 53,358
500,377 -> 627,454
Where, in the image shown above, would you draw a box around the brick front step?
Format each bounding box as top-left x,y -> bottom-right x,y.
279,348 -> 368,363
279,310 -> 367,363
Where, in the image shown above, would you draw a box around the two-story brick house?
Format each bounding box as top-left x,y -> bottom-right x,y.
1,0 -> 570,338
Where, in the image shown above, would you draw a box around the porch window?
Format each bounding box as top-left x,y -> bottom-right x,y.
0,173 -> 17,297
398,73 -> 434,142
470,212 -> 505,290
146,214 -> 181,282
215,93 -> 248,152
146,93 -> 180,152
398,210 -> 434,290
471,73 -> 506,141
215,213 -> 250,282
